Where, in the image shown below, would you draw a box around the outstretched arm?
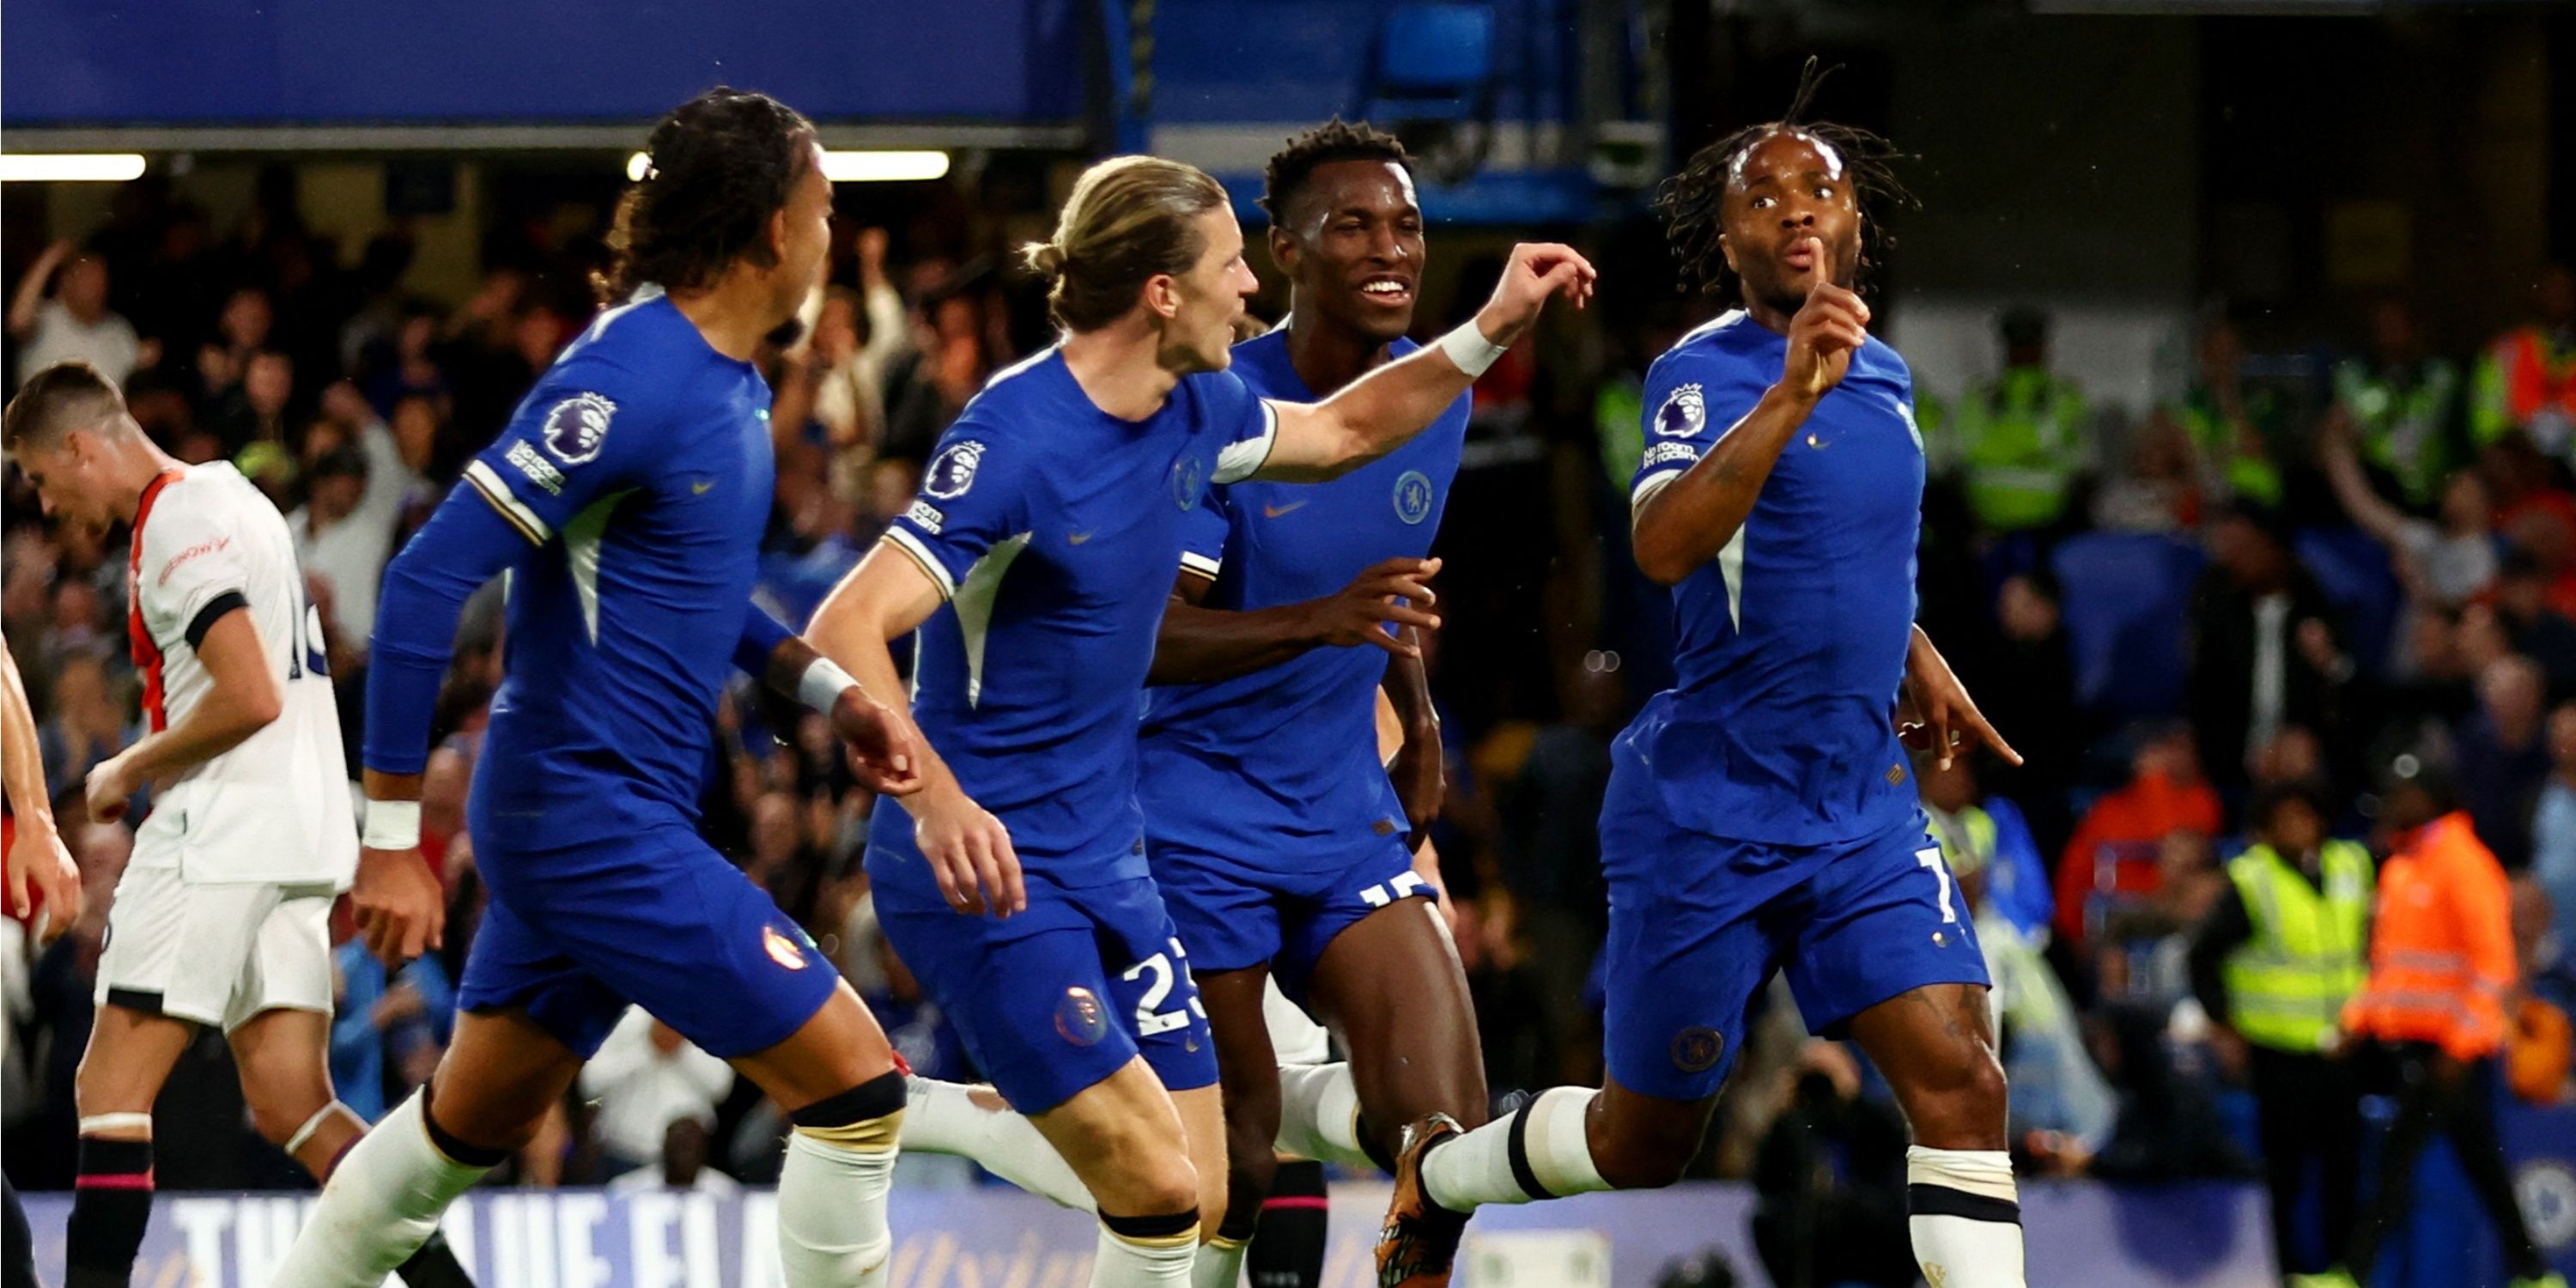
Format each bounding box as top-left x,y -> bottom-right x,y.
1255,243 -> 1595,482
6,241 -> 70,342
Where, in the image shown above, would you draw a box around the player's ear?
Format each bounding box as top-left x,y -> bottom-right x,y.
1718,231 -> 1738,276
1268,226 -> 1300,277
768,207 -> 792,266
1143,273 -> 1182,322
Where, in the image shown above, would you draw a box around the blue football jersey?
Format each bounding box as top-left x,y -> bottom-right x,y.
1136,329 -> 1469,869
868,349 -> 1279,890
1622,309 -> 1924,847
455,290 -> 776,840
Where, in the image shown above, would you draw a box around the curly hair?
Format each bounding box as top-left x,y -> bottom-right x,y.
1653,60 -> 1914,303
1020,155 -> 1230,332
1259,118 -> 1414,222
594,88 -> 816,304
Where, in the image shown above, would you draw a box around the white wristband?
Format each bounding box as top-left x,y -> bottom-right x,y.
798,658 -> 859,715
362,799 -> 422,851
1435,321 -> 1510,379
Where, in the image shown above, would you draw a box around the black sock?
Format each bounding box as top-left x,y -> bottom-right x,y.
395,1230 -> 478,1288
1249,1158 -> 1330,1288
67,1137 -> 154,1288
3,1176 -> 35,1288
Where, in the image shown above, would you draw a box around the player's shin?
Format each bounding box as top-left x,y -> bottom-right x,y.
900,1074 -> 1097,1211
271,1091 -> 501,1288
67,1115 -> 155,1288
1094,1210 -> 1199,1287
1905,1145 -> 2026,1288
776,1071 -> 905,1286
1418,1087 -> 1610,1213
1273,1064 -> 1371,1170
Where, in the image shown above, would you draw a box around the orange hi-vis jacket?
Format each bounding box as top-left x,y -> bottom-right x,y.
2342,811 -> 2516,1060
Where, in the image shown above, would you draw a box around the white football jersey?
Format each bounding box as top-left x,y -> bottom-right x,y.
126,462 -> 357,886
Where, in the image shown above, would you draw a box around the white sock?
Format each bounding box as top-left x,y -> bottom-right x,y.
777,1129 -> 899,1285
1189,1232 -> 1246,1288
1419,1086 -> 1609,1214
1906,1146 -> 2026,1288
1093,1218 -> 1198,1287
899,1076 -> 1095,1211
1273,1064 -> 1370,1170
270,1091 -> 490,1287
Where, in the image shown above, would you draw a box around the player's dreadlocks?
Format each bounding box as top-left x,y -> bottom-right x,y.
1655,60 -> 1914,302
1260,118 -> 1415,222
596,88 -> 817,304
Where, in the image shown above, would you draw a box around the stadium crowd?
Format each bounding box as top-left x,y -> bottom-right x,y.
3,165 -> 2573,1238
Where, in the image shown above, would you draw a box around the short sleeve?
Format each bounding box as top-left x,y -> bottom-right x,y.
458,355 -> 654,545
1631,349 -> 1760,510
140,493 -> 253,650
1176,485 -> 1233,581
1199,370 -> 1280,486
883,424 -> 1036,599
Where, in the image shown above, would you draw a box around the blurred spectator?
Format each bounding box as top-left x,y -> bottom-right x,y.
291,447 -> 389,653
606,1117 -> 741,1195
2090,414 -> 2202,534
2184,505 -> 2354,795
2330,299 -> 2464,513
2457,654 -> 2550,868
1965,572 -> 2080,854
1935,306 -> 2090,536
856,910 -> 969,1083
1927,758 -> 2117,1167
2532,703 -> 2576,957
2337,757 -> 2547,1283
579,1007 -> 735,1178
9,244 -> 147,391
328,937 -> 454,1122
2484,550 -> 2576,699
2186,779 -> 2367,1281
881,289 -> 993,466
2319,419 -> 2495,620
1747,1040 -> 1916,1288
2056,722 -> 2223,948
2154,313 -> 2279,512
220,349 -> 299,500
35,653 -> 128,805
1922,756 -> 2052,941
2471,264 -> 2576,453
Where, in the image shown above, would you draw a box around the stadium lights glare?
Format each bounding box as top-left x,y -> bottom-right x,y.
0,154 -> 149,183
626,149 -> 950,184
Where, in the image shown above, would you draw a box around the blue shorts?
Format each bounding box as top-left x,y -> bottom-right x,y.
1150,835 -> 1430,1002
1598,755 -> 1989,1102
457,823 -> 839,1060
872,856 -> 1218,1115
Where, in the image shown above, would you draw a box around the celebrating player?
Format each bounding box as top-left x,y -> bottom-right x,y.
266,89 -> 922,1286
805,154 -> 1589,1287
3,364 -> 475,1288
1360,86 -> 2028,1288
1134,120 -> 1479,1288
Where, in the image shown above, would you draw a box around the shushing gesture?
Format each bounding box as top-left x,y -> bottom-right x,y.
1782,237 -> 1870,403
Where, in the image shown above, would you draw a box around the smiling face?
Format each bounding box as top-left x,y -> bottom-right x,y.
1273,157 -> 1425,346
1718,129 -> 1864,317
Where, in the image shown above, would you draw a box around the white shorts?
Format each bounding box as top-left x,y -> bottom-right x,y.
1264,975 -> 1332,1066
95,864 -> 337,1032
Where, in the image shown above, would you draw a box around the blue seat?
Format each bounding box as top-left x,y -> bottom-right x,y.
2050,533 -> 2207,720
2293,526 -> 2401,677
1358,3 -> 1496,125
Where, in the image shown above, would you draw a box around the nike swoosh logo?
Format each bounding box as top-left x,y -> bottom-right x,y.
1067,530 -> 1096,545
1262,500 -> 1309,519
691,479 -> 716,495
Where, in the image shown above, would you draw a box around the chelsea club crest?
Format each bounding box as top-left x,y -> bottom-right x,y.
1170,453 -> 1206,510
1394,470 -> 1435,525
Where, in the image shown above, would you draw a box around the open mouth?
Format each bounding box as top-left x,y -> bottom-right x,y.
1358,275 -> 1415,306
1782,243 -> 1820,274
